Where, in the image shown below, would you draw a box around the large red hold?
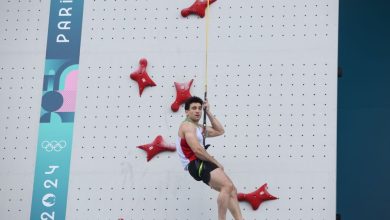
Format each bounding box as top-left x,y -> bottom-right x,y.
130,58 -> 156,96
171,79 -> 194,112
181,0 -> 217,18
137,135 -> 176,162
237,183 -> 278,210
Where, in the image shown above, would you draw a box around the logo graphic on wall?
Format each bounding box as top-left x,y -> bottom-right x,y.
40,60 -> 79,123
41,140 -> 67,152
42,193 -> 57,208
30,1 -> 84,220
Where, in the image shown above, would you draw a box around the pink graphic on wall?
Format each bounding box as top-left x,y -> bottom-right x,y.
57,70 -> 78,112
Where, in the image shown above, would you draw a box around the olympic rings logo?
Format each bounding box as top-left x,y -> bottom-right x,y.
41,140 -> 67,152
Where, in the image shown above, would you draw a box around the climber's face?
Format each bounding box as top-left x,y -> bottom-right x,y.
185,103 -> 202,122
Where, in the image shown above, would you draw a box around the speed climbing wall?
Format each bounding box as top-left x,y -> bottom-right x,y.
0,0 -> 338,219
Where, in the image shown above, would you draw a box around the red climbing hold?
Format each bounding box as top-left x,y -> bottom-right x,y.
171,79 -> 194,112
130,58 -> 156,96
181,0 -> 217,18
137,135 -> 176,162
237,183 -> 278,210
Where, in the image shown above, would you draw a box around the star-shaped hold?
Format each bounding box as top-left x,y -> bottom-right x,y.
181,0 -> 217,18
171,79 -> 194,112
130,58 -> 156,96
137,135 -> 176,162
237,183 -> 278,210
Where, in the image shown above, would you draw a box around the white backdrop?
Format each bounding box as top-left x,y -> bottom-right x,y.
0,0 -> 338,219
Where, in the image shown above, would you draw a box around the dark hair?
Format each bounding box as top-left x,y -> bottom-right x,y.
184,96 -> 203,110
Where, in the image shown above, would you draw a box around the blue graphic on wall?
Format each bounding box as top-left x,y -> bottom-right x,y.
40,60 -> 79,123
30,1 -> 84,220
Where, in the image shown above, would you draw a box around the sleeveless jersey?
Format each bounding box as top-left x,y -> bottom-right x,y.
176,126 -> 204,170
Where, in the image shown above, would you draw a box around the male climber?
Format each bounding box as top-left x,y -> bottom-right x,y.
176,96 -> 244,220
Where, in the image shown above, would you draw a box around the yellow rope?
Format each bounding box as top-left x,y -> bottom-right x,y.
202,0 -> 211,148
204,0 -> 210,94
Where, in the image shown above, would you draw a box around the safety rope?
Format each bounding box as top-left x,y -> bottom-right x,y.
203,0 -> 210,149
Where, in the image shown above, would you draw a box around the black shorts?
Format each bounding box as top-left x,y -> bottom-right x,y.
188,159 -> 218,185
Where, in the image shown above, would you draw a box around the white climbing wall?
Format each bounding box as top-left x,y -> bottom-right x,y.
0,0 -> 338,219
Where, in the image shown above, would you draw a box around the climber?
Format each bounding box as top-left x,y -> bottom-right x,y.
176,96 -> 244,220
